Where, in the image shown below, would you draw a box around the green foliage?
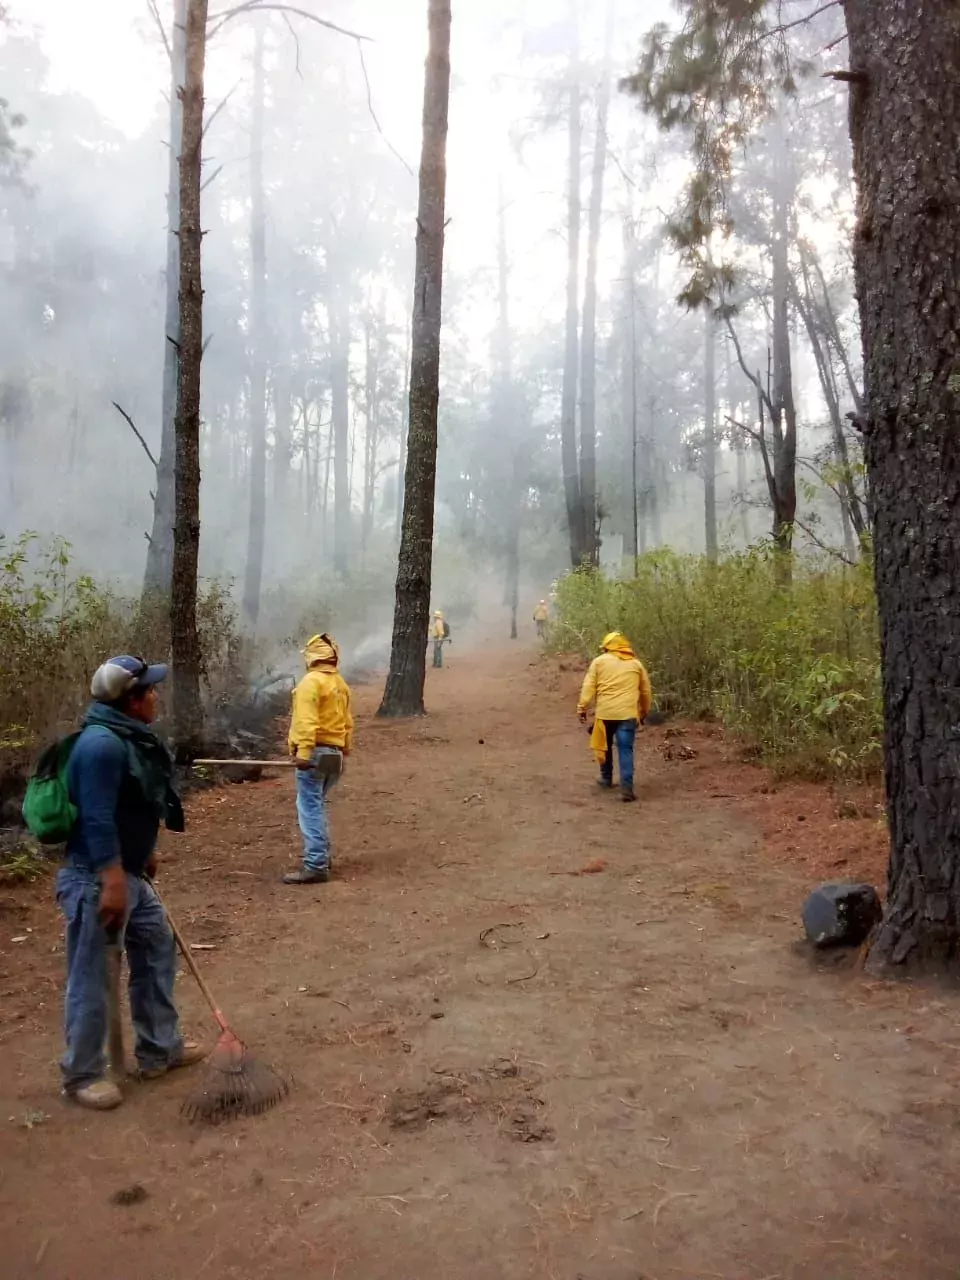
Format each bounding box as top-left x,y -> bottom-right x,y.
552,548 -> 881,781
622,0 -> 820,307
0,840 -> 50,884
0,534 -> 243,778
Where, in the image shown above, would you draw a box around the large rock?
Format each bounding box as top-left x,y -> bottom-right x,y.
802,882 -> 882,948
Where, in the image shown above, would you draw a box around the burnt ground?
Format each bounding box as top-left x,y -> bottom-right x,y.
1,644 -> 959,1280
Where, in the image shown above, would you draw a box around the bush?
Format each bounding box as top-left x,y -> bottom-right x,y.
552,548 -> 882,782
0,533 -> 243,786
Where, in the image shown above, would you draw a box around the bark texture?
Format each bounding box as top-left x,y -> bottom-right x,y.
242,20 -> 268,630
170,0 -> 207,753
143,0 -> 187,604
378,0 -> 450,718
841,0 -> 960,971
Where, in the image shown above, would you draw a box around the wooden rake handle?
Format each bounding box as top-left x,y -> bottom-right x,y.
150,881 -> 231,1036
192,758 -> 299,768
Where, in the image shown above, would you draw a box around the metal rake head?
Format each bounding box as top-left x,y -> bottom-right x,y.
182,1032 -> 290,1124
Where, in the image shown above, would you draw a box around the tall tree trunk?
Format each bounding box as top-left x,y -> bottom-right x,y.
560,9 -> 583,567
362,299 -> 383,556
495,185 -> 523,638
170,0 -> 207,753
330,282 -> 350,576
842,0 -> 960,972
578,0 -> 613,568
395,317 -> 411,544
793,250 -> 867,546
378,0 -> 451,717
143,0 -> 186,604
242,20 -> 267,630
645,394 -> 660,548
620,216 -> 640,567
770,135 -> 798,559
703,311 -> 718,560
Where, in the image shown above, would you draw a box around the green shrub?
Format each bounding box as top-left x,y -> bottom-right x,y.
0,533 -> 244,780
552,548 -> 882,782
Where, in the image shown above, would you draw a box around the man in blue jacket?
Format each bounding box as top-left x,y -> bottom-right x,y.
56,655 -> 203,1110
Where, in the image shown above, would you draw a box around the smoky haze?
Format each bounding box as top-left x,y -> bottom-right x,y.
0,0 -> 860,650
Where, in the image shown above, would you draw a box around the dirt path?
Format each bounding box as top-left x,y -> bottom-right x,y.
2,646 -> 959,1280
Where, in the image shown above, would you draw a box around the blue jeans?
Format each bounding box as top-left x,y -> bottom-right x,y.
295,747 -> 342,871
433,640 -> 444,668
55,867 -> 183,1090
600,719 -> 638,788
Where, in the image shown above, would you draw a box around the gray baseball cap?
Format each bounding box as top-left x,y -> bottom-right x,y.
90,655 -> 168,703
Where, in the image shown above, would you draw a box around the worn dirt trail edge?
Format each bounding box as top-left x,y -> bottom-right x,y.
1,647 -> 958,1279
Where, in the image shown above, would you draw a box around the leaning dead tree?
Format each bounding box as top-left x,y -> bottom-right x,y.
143,0 -> 187,605
378,0 -> 451,717
170,0 -> 208,752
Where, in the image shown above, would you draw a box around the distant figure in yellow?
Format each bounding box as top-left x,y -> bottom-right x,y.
577,632 -> 652,803
533,600 -> 549,639
284,634 -> 353,884
431,610 -> 450,668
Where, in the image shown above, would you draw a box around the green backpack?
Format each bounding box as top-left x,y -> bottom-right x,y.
22,732 -> 82,844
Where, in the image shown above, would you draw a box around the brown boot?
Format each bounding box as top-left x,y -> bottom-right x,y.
137,1040 -> 206,1080
621,785 -> 636,803
67,1079 -> 123,1110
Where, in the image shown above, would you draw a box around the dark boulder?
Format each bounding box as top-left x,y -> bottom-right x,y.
802,882 -> 882,948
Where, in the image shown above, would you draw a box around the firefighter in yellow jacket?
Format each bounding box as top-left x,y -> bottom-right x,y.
577,632 -> 652,803
284,634 -> 354,884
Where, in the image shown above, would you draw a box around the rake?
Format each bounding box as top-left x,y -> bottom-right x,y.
153,885 -> 290,1123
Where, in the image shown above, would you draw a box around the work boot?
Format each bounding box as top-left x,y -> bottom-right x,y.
597,776 -> 613,790
621,785 -> 636,803
136,1040 -> 206,1081
67,1079 -> 123,1111
283,867 -> 330,885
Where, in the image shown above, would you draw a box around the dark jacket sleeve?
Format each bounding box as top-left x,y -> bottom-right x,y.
72,730 -> 126,871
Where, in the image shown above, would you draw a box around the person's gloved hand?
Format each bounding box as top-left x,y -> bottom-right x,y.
295,756 -> 315,771
578,710 -> 588,724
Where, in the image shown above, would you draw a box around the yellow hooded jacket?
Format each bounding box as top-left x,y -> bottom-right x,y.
431,612 -> 446,641
288,634 -> 354,762
577,633 -> 653,764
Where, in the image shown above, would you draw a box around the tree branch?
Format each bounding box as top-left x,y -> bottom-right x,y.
357,42 -> 415,177
724,313 -> 775,420
146,0 -> 173,62
281,10 -> 303,77
112,402 -> 158,469
203,82 -> 239,138
207,1 -> 371,43
794,516 -> 856,566
200,163 -> 224,193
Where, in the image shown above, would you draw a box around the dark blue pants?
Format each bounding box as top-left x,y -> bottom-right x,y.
56,868 -> 183,1090
600,719 -> 638,788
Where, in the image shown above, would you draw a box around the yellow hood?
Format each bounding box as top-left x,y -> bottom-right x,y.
302,633 -> 340,669
600,631 -> 635,660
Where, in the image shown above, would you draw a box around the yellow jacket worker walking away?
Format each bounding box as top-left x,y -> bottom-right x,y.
284,634 -> 354,884
431,610 -> 449,668
577,632 -> 653,803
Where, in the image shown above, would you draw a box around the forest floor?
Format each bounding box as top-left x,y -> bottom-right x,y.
2,641 -> 960,1280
